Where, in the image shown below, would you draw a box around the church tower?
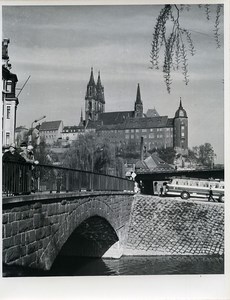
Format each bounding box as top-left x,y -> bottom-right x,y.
134,83 -> 143,118
173,98 -> 188,155
96,71 -> 105,114
85,68 -> 97,122
85,68 -> 105,122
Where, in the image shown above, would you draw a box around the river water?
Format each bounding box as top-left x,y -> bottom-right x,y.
3,255 -> 224,277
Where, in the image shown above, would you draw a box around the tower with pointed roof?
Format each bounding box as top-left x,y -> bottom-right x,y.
85,68 -> 105,122
134,83 -> 143,118
96,71 -> 105,114
85,67 -> 96,122
173,98 -> 188,154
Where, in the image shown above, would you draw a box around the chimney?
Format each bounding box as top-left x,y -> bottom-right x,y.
140,137 -> 144,161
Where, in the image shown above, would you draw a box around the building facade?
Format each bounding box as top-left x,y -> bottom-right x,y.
2,39 -> 19,149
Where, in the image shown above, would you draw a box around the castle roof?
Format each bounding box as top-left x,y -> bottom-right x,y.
98,111 -> 134,125
175,98 -> 187,118
40,120 -> 63,131
97,116 -> 173,131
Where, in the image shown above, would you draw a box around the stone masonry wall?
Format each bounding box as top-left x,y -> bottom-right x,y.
2,192 -> 133,270
125,195 -> 224,256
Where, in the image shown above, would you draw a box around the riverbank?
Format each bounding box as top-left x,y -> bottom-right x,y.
124,195 -> 224,256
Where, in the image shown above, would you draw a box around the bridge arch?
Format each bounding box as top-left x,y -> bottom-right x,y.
37,195 -> 129,270
56,216 -> 119,259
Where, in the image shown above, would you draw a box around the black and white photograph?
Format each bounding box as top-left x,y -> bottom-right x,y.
1,1 -> 229,299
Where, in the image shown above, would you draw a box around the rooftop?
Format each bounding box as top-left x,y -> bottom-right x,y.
40,120 -> 63,131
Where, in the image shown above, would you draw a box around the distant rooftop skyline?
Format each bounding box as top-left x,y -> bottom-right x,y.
2,4 -> 224,163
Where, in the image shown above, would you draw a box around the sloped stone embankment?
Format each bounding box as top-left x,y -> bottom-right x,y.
125,195 -> 224,256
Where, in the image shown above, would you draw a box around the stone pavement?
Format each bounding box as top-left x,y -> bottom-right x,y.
124,195 -> 224,256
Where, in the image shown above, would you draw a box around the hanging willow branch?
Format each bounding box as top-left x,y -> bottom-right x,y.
214,4 -> 222,48
150,4 -> 223,93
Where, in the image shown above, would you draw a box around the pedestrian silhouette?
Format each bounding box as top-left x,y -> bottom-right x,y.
208,188 -> 215,202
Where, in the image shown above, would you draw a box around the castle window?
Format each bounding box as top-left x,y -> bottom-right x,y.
136,129 -> 139,133
131,129 -> 134,133
125,134 -> 129,139
181,132 -> 185,137
142,129 -> 147,133
131,135 -> 134,139
125,129 -> 129,133
6,106 -> 10,119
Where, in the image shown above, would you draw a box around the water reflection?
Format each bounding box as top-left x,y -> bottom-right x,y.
3,255 -> 224,277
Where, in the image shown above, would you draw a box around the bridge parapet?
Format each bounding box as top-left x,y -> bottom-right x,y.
2,161 -> 134,196
3,191 -> 134,270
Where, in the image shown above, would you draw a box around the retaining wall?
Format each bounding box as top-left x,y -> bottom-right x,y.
125,195 -> 224,256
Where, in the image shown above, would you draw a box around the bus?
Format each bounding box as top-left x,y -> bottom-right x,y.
165,177 -> 224,202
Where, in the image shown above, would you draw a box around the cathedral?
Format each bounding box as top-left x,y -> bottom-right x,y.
62,68 -> 188,155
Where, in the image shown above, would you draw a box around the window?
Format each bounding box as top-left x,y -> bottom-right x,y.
136,129 -> 139,133
181,132 -> 185,137
125,129 -> 130,133
131,129 -> 134,133
125,134 -> 129,139
6,132 -> 10,146
6,81 -> 12,93
6,106 -> 10,119
142,129 -> 147,133
131,134 -> 134,139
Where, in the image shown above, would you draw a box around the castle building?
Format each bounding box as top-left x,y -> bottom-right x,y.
2,39 -> 19,149
39,120 -> 63,145
62,68 -> 188,155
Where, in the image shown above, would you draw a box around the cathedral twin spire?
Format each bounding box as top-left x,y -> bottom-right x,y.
86,67 -> 104,103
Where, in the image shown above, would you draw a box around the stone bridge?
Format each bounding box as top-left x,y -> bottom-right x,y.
2,191 -> 134,270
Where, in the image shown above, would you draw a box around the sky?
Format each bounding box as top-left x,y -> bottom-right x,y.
2,4 -> 224,163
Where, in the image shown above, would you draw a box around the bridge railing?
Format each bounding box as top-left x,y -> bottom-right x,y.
2,161 -> 135,196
